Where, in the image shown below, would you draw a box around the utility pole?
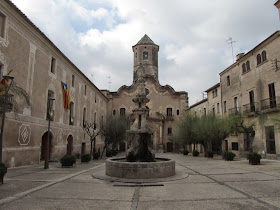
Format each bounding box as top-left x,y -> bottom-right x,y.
226,37 -> 236,64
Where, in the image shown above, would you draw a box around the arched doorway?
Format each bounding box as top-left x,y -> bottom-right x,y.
166,142 -> 173,152
66,135 -> 73,155
41,132 -> 53,160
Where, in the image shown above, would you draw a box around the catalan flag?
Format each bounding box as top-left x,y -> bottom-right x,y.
0,69 -> 13,96
61,81 -> 70,109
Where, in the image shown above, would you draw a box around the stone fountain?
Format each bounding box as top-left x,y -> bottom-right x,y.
106,76 -> 175,179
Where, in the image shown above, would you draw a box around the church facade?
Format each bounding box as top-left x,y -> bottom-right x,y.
105,35 -> 188,152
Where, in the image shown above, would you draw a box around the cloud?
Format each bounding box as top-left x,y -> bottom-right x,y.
11,0 -> 280,105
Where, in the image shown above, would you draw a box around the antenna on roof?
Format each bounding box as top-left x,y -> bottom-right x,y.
107,76 -> 111,91
226,37 -> 236,64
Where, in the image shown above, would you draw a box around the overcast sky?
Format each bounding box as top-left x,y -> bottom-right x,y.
12,0 -> 279,105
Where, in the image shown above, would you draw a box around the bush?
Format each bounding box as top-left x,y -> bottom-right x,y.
81,154 -> 91,162
222,151 -> 236,161
206,151 -> 214,158
60,155 -> 76,167
247,152 -> 261,165
106,151 -> 112,157
111,150 -> 118,156
0,162 -> 7,184
93,152 -> 100,160
183,150 -> 189,155
193,150 -> 199,156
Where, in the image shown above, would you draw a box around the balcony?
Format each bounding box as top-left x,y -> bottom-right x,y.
165,115 -> 174,121
0,94 -> 14,113
228,107 -> 240,115
261,97 -> 280,112
243,102 -> 259,116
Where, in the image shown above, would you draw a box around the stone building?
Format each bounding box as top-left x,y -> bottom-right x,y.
189,30 -> 280,159
105,35 -> 188,153
0,0 -> 107,167
220,31 -> 280,159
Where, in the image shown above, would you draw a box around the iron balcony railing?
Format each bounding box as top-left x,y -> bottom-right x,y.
228,107 -> 241,115
165,115 -> 174,121
243,102 -> 259,114
260,97 -> 280,110
0,94 -> 14,113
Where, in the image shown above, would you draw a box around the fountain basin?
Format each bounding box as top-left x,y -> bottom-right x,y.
106,157 -> 175,179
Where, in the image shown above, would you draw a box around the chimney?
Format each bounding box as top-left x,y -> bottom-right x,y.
236,53 -> 245,60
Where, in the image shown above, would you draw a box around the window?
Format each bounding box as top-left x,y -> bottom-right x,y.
224,101 -> 227,113
217,103 -> 220,113
101,115 -> 104,128
257,54 -> 261,65
203,108 -> 206,116
265,126 -> 276,154
212,89 -> 217,98
262,50 -> 267,62
249,91 -> 255,112
0,12 -> 6,38
168,128 -> 172,135
72,75 -> 75,87
120,108 -> 126,116
177,109 -> 179,115
50,57 -> 56,73
246,61 -> 250,71
85,85 -> 87,96
143,51 -> 148,60
95,94 -> 97,103
135,52 -> 137,58
212,107 -> 215,116
113,110 -> 116,115
227,76 -> 230,87
94,112 -> 97,129
234,97 -> 238,112
167,108 -> 172,116
242,63 -> 246,74
69,102 -> 74,125
232,142 -> 238,151
268,83 -> 276,108
83,108 -> 86,127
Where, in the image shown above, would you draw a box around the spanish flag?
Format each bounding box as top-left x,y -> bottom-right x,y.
0,69 -> 13,96
61,81 -> 70,109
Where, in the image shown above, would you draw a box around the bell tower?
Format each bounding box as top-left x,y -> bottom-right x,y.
132,34 -> 159,82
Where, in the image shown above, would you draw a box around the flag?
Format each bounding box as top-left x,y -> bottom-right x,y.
61,81 -> 70,109
0,69 -> 13,96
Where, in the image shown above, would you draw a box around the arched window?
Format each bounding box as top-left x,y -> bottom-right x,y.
143,51 -> 148,60
257,54 -> 261,65
113,110 -> 116,116
120,108 -> 126,116
246,61 -> 250,71
94,112 -> 97,129
242,63 -> 246,73
262,50 -> 267,62
69,102 -> 74,125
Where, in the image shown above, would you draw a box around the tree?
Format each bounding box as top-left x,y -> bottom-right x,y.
82,121 -> 101,159
100,115 -> 129,158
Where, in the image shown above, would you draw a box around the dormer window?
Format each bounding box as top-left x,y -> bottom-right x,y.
143,52 -> 148,60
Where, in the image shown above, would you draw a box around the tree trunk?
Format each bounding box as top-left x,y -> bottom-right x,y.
101,143 -> 109,159
90,140 -> 93,160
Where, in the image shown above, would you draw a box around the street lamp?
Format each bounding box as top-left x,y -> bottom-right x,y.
0,75 -> 14,163
44,97 -> 55,169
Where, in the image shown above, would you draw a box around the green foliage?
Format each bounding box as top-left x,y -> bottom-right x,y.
93,152 -> 100,160
206,151 -> 214,158
193,150 -> 199,156
183,150 -> 189,155
0,162 -> 7,178
81,154 -> 91,162
247,152 -> 261,165
173,113 -> 236,153
60,155 -> 76,167
111,150 -> 118,156
106,151 -> 112,157
100,115 -> 130,158
9,82 -> 31,118
222,151 -> 236,161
